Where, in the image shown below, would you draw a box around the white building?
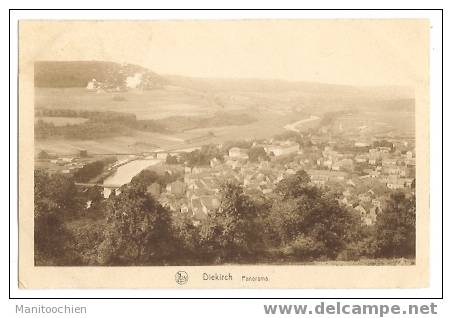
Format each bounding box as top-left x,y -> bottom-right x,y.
265,142 -> 300,157
228,147 -> 249,161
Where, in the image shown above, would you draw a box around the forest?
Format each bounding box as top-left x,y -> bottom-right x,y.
35,108 -> 256,140
34,169 -> 416,266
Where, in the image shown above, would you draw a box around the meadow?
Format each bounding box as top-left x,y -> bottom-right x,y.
35,86 -> 415,156
335,111 -> 415,138
34,87 -> 316,155
35,87 -> 219,120
35,116 -> 89,126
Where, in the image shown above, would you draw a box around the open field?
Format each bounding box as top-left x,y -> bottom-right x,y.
35,116 -> 89,126
35,132 -> 178,155
35,84 -> 415,156
35,110 -> 321,156
34,86 -> 337,119
35,109 -> 414,156
35,87 -> 222,120
35,86 -> 323,155
335,111 -> 415,138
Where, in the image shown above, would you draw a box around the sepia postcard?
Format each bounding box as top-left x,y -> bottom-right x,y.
18,19 -> 429,288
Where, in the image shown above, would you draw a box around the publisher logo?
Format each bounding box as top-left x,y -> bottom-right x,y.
175,271 -> 189,285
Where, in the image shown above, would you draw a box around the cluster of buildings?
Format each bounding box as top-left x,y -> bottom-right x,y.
144,141 -> 301,222
86,78 -> 127,93
143,135 -> 415,227
86,71 -> 161,93
35,149 -> 90,174
37,122 -> 416,228
309,139 -> 415,224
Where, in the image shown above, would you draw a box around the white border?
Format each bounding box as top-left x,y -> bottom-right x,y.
8,9 -> 443,299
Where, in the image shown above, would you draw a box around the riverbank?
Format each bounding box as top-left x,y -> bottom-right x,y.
102,158 -> 162,197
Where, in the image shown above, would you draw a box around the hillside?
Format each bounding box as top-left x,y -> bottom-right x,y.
34,61 -> 416,155
34,61 -> 167,89
34,60 -> 415,118
166,75 -> 415,112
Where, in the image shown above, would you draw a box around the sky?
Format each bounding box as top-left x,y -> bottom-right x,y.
21,20 -> 429,87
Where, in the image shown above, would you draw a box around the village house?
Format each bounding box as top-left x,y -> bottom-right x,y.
332,158 -> 354,171
180,203 -> 190,214
166,180 -> 186,196
386,177 -> 406,190
61,157 -> 75,163
307,169 -> 347,186
372,199 -> 382,209
378,146 -> 392,153
368,156 -> 379,165
156,152 -> 168,160
382,165 -> 404,176
265,141 -> 300,157
382,158 -> 398,167
403,178 -> 414,188
323,159 -> 333,169
354,141 -> 370,148
369,170 -> 381,178
86,78 -> 99,91
228,147 -> 249,160
354,154 -> 368,163
358,193 -> 372,203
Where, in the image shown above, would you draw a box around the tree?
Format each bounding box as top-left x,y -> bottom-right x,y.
37,150 -> 50,159
268,170 -> 360,259
273,130 -> 303,145
86,185 -> 104,204
200,182 -> 261,262
84,185 -> 106,219
73,158 -> 115,183
248,146 -> 269,162
180,144 -> 224,167
373,139 -> 394,151
35,170 -> 82,217
130,170 -> 159,188
98,184 -> 175,265
71,219 -> 106,265
34,170 -> 77,265
171,213 -> 202,264
131,169 -> 182,189
274,170 -> 313,199
374,192 -> 416,258
180,149 -> 209,167
166,154 -> 179,165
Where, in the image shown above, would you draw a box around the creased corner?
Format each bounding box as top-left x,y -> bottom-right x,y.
18,279 -> 27,289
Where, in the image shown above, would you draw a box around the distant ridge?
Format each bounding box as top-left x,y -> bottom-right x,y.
35,60 -> 414,112
34,61 -> 166,89
165,75 -> 414,100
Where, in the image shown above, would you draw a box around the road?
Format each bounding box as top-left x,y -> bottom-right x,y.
283,115 -> 320,132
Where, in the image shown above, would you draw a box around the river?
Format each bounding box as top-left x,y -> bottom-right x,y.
101,115 -> 318,197
284,115 -> 320,132
103,158 -> 161,197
